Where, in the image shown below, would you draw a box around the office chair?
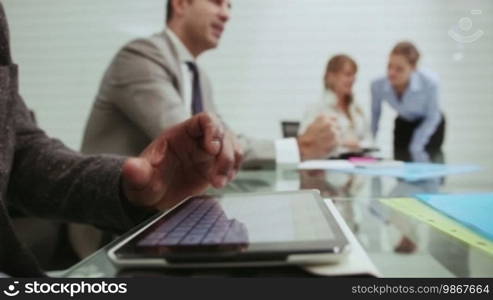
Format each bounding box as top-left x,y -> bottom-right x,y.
281,121 -> 300,138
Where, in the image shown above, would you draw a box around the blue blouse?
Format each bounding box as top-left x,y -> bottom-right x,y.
371,70 -> 442,162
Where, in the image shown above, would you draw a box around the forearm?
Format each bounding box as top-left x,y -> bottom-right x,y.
409,112 -> 441,161
9,98 -> 151,233
9,143 -> 145,233
409,83 -> 442,162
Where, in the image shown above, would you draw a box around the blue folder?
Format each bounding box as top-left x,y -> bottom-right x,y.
416,193 -> 493,241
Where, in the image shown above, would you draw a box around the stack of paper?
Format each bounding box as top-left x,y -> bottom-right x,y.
298,160 -> 354,170
297,161 -> 481,181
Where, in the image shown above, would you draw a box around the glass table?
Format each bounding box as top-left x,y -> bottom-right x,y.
62,166 -> 493,278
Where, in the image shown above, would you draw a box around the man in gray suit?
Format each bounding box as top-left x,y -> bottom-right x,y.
82,0 -> 338,169
0,2 -> 236,276
75,0 -> 338,257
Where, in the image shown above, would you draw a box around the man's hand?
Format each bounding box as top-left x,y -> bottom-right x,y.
120,113 -> 238,211
226,129 -> 244,175
342,137 -> 361,151
297,114 -> 340,160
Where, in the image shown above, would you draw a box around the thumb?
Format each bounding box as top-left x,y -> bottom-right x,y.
122,158 -> 153,192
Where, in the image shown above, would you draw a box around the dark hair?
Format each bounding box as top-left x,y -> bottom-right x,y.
166,0 -> 173,23
166,0 -> 194,23
391,41 -> 420,67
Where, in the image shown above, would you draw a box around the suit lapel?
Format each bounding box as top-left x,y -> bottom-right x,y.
150,30 -> 215,114
153,31 -> 185,100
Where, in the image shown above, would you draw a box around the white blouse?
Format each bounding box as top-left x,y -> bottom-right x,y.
299,90 -> 371,156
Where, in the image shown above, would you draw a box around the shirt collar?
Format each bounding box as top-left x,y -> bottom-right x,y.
383,70 -> 422,93
165,27 -> 195,64
382,78 -> 392,93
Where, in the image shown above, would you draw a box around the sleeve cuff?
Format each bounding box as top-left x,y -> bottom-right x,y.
275,138 -> 301,166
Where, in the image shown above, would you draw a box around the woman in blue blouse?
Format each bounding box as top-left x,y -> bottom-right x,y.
371,42 -> 445,162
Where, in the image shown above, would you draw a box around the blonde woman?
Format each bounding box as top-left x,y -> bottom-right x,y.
300,54 -> 371,157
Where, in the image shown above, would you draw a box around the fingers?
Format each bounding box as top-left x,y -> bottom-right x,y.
314,113 -> 330,123
316,113 -> 340,147
186,113 -> 224,156
225,131 -> 244,178
233,140 -> 244,174
135,113 -> 238,201
139,132 -> 167,166
185,114 -> 239,188
314,113 -> 335,124
210,131 -> 236,188
313,114 -> 338,132
149,136 -> 167,166
299,113 -> 342,159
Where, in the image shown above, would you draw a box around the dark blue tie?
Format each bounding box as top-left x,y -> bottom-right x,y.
186,62 -> 203,115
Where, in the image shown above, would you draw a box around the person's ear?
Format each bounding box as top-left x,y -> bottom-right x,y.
172,0 -> 189,18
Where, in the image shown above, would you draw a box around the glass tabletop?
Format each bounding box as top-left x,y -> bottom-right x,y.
62,166 -> 493,278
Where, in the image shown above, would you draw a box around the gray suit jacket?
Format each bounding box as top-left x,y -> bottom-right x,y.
82,31 -> 275,169
0,3 -> 149,276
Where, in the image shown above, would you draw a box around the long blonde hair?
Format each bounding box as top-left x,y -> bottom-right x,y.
324,54 -> 358,122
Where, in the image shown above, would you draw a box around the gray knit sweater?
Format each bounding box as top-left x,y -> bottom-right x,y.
0,2 -> 150,277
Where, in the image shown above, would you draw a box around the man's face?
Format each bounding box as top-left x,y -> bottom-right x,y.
183,0 -> 231,52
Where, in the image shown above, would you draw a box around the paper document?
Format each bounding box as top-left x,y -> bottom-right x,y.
298,161 -> 480,181
298,160 -> 355,170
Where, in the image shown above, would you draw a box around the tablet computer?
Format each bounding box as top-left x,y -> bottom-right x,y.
108,190 -> 350,268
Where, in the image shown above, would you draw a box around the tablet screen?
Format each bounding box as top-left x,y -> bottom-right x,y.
114,190 -> 347,259
215,192 -> 335,243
